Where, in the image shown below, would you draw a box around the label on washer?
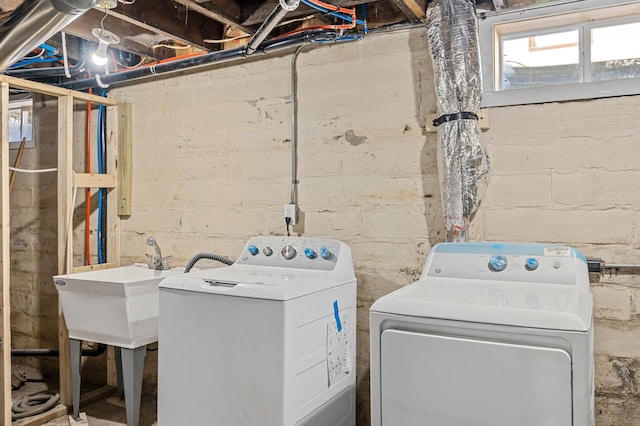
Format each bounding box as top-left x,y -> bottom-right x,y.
544,247 -> 571,257
327,315 -> 351,386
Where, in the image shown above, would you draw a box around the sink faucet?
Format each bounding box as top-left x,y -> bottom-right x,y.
146,236 -> 171,270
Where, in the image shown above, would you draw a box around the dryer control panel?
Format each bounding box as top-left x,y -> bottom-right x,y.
235,236 -> 344,271
423,242 -> 589,287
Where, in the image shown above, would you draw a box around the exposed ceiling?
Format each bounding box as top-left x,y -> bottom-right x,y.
0,0 -> 557,85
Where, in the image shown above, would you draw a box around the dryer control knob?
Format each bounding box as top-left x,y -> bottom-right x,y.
304,248 -> 317,259
263,246 -> 273,256
281,245 -> 297,260
248,245 -> 259,256
525,257 -> 539,271
321,246 -> 332,260
488,255 -> 508,272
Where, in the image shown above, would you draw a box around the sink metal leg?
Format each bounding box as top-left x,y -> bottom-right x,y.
120,346 -> 146,426
69,339 -> 83,420
114,346 -> 124,399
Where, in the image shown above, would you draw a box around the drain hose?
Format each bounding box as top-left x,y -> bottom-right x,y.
184,253 -> 233,273
12,392 -> 60,420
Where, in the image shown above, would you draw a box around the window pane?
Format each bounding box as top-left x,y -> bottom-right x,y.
21,110 -> 32,142
591,22 -> 640,81
8,109 -> 21,143
501,29 -> 580,90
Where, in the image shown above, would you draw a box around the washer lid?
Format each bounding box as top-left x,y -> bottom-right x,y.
370,278 -> 593,331
159,264 -> 352,300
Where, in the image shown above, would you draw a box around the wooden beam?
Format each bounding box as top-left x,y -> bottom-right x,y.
106,105 -> 120,267
388,0 -> 426,21
72,262 -> 117,274
75,173 -> 116,189
12,404 -> 68,426
57,95 -> 74,407
63,8 -> 166,61
106,0 -> 224,51
242,0 -> 379,26
0,75 -> 118,106
118,103 -> 132,216
0,81 -> 11,426
172,0 -> 255,35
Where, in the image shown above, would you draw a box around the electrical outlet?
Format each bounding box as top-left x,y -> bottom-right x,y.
284,204 -> 297,226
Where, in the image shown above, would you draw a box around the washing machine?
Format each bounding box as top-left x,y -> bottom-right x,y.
370,242 -> 594,426
158,236 -> 356,426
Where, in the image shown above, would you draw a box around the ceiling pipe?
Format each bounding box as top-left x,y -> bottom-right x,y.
247,0 -> 300,55
0,0 -> 97,71
59,29 -> 342,91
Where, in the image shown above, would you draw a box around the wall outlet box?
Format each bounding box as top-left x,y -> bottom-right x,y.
284,204 -> 297,226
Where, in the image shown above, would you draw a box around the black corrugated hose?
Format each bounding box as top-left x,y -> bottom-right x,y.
184,253 -> 234,273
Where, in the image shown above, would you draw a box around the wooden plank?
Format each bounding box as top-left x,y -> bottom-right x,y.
57,95 -> 74,407
118,103 -> 132,216
12,404 -> 67,426
388,0 -> 426,21
0,75 -> 118,106
74,173 -> 116,189
172,0 -> 255,35
71,262 -> 117,274
106,105 -> 121,387
79,385 -> 116,408
0,81 -> 11,426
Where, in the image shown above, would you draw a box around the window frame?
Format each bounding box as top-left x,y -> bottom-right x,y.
8,97 -> 35,150
478,0 -> 640,107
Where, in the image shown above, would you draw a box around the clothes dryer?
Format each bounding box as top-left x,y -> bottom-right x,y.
159,236 -> 356,426
370,242 -> 594,426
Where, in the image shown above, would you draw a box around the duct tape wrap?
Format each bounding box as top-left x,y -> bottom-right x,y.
426,0 -> 489,240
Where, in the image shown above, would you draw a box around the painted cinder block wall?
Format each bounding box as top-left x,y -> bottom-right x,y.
9,25 -> 638,424
109,27 -> 640,425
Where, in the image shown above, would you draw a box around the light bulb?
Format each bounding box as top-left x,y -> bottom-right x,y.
91,28 -> 120,66
91,41 -> 109,65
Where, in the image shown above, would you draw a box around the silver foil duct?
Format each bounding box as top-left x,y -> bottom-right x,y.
426,0 -> 489,241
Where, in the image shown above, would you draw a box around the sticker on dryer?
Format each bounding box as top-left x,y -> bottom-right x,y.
327,313 -> 351,387
544,247 -> 571,256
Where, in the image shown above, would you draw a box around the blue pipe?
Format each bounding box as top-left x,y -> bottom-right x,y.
300,0 -> 366,26
10,57 -> 60,69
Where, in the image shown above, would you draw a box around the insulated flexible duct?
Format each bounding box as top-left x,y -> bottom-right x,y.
0,0 -> 97,71
426,0 -> 489,242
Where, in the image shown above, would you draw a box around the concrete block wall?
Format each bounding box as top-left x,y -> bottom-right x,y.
92,26 -> 637,425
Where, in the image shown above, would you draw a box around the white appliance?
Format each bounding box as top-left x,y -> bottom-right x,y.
370,242 -> 594,426
158,236 -> 357,426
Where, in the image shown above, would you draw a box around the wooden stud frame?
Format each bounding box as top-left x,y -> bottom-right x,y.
0,75 -> 122,425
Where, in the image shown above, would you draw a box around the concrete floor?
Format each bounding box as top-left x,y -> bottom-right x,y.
42,394 -> 158,426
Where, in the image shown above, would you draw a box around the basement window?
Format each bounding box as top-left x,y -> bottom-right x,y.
8,98 -> 35,149
478,0 -> 640,106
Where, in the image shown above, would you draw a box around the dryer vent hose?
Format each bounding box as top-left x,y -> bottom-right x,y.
184,252 -> 234,273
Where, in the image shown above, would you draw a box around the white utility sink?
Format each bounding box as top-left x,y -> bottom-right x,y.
54,264 -> 184,348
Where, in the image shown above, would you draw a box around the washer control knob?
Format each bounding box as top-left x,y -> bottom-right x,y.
525,257 -> 539,271
281,245 -> 297,260
304,248 -> 317,259
248,245 -> 259,256
488,255 -> 508,272
263,246 -> 273,256
321,246 -> 332,260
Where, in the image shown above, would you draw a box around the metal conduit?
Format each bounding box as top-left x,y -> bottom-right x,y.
59,29 -> 341,91
0,0 -> 97,71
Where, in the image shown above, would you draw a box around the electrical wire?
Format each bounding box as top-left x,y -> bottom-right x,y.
152,43 -> 192,50
61,32 -> 71,78
8,167 -> 57,173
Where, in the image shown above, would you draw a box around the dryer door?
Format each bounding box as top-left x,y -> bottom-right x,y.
381,330 -> 572,426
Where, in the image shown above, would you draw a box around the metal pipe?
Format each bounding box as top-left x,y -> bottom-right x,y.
12,343 -> 107,357
247,0 -> 300,55
0,0 -> 97,71
587,257 -> 640,274
59,29 -> 340,91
